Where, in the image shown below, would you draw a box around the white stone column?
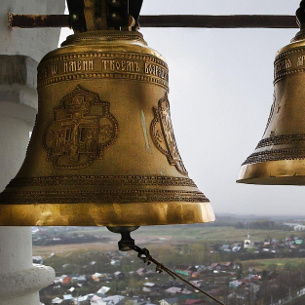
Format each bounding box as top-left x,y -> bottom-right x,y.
0,228 -> 55,305
0,1 -> 65,304
0,83 -> 54,305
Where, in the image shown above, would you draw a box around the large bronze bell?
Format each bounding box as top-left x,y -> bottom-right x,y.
0,1 -> 214,226
237,2 -> 305,185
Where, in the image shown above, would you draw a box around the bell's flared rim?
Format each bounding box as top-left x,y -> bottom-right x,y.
237,159 -> 305,185
0,201 -> 215,226
0,174 -> 214,226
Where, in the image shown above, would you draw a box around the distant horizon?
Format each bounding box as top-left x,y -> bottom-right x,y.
215,212 -> 305,218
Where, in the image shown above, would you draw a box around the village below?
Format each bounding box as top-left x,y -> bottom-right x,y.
33,215 -> 305,305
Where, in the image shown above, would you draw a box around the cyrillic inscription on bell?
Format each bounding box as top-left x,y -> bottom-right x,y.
237,28 -> 305,185
0,30 -> 215,226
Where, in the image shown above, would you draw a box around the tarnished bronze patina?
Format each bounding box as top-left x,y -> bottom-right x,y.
238,2 -> 305,185
0,24 -> 214,225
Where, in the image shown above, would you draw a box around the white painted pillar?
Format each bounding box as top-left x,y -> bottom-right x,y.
0,228 -> 55,305
0,103 -> 54,305
0,1 -> 65,304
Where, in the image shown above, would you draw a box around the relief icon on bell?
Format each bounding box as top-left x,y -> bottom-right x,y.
44,85 -> 119,169
151,93 -> 188,176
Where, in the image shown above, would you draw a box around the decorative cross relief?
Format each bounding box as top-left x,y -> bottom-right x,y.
44,85 -> 118,169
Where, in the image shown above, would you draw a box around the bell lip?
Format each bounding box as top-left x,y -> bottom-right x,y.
237,160 -> 305,185
0,201 -> 215,226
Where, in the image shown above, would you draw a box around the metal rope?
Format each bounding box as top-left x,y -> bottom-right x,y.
127,244 -> 225,305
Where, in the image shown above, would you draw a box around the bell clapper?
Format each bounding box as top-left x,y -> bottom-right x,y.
107,227 -> 224,305
106,226 -> 140,251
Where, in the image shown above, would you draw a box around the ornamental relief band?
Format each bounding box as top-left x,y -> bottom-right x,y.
8,176 -> 198,188
274,48 -> 305,82
37,53 -> 169,89
243,148 -> 305,165
0,190 -> 208,204
256,134 -> 305,149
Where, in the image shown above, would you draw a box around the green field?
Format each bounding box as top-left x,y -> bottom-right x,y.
241,257 -> 305,272
67,225 -> 292,243
33,242 -> 118,257
287,293 -> 305,305
33,225 -> 300,260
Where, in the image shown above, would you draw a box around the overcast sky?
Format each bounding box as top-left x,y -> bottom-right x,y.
60,0 -> 304,217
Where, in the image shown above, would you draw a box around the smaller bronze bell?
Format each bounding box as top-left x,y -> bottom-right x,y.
237,1 -> 305,185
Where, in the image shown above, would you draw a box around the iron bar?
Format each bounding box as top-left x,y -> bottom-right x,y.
8,13 -> 69,28
139,15 -> 298,28
8,13 -> 298,29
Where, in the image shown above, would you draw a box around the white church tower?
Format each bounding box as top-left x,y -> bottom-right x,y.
244,232 -> 254,249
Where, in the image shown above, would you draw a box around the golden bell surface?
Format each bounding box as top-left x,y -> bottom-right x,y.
0,30 -> 215,226
237,29 -> 305,185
